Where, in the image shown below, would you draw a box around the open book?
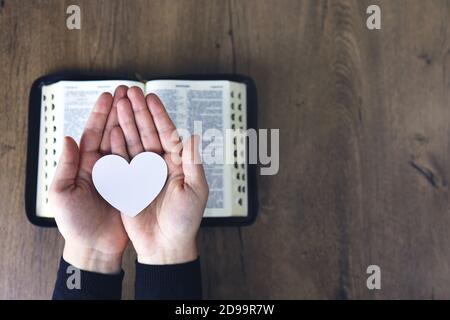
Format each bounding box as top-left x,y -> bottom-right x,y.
27,75 -> 257,226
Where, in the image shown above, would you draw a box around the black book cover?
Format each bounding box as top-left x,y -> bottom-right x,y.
25,72 -> 258,227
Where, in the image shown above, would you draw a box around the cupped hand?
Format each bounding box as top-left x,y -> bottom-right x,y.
111,87 -> 209,265
49,87 -> 129,274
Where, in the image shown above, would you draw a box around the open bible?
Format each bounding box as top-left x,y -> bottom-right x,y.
26,74 -> 258,227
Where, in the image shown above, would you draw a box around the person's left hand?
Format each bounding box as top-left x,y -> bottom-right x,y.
49,88 -> 129,274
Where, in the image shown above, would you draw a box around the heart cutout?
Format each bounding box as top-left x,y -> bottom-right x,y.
92,152 -> 167,217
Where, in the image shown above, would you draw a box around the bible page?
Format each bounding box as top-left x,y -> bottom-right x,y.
36,80 -> 144,217
145,80 -> 232,217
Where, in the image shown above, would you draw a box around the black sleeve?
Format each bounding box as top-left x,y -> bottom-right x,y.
52,257 -> 124,300
135,258 -> 202,300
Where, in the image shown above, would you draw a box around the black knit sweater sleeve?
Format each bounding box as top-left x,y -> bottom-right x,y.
135,258 -> 202,300
52,257 -> 202,300
52,257 -> 124,300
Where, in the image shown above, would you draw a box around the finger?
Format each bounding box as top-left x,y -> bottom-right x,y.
182,135 -> 208,193
50,137 -> 80,192
100,85 -> 128,154
110,126 -> 129,162
117,97 -> 144,158
146,94 -> 180,155
79,92 -> 113,154
127,87 -> 162,153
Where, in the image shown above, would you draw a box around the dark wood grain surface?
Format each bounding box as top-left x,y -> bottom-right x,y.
0,0 -> 449,299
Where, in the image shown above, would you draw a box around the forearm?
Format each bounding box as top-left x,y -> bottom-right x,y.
63,242 -> 123,274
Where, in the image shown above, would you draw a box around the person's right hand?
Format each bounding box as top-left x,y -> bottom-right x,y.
110,87 -> 209,265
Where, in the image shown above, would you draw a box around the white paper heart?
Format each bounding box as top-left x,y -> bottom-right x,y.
92,152 -> 168,217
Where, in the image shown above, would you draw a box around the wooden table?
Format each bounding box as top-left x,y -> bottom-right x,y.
0,0 -> 449,299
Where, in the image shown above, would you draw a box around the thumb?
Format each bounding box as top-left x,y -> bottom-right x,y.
182,135 -> 208,193
51,136 -> 80,192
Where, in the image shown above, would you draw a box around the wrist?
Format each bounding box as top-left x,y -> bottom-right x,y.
63,242 -> 123,274
136,241 -> 198,265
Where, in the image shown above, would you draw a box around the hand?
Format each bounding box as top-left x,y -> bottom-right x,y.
49,87 -> 129,274
110,87 -> 209,265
